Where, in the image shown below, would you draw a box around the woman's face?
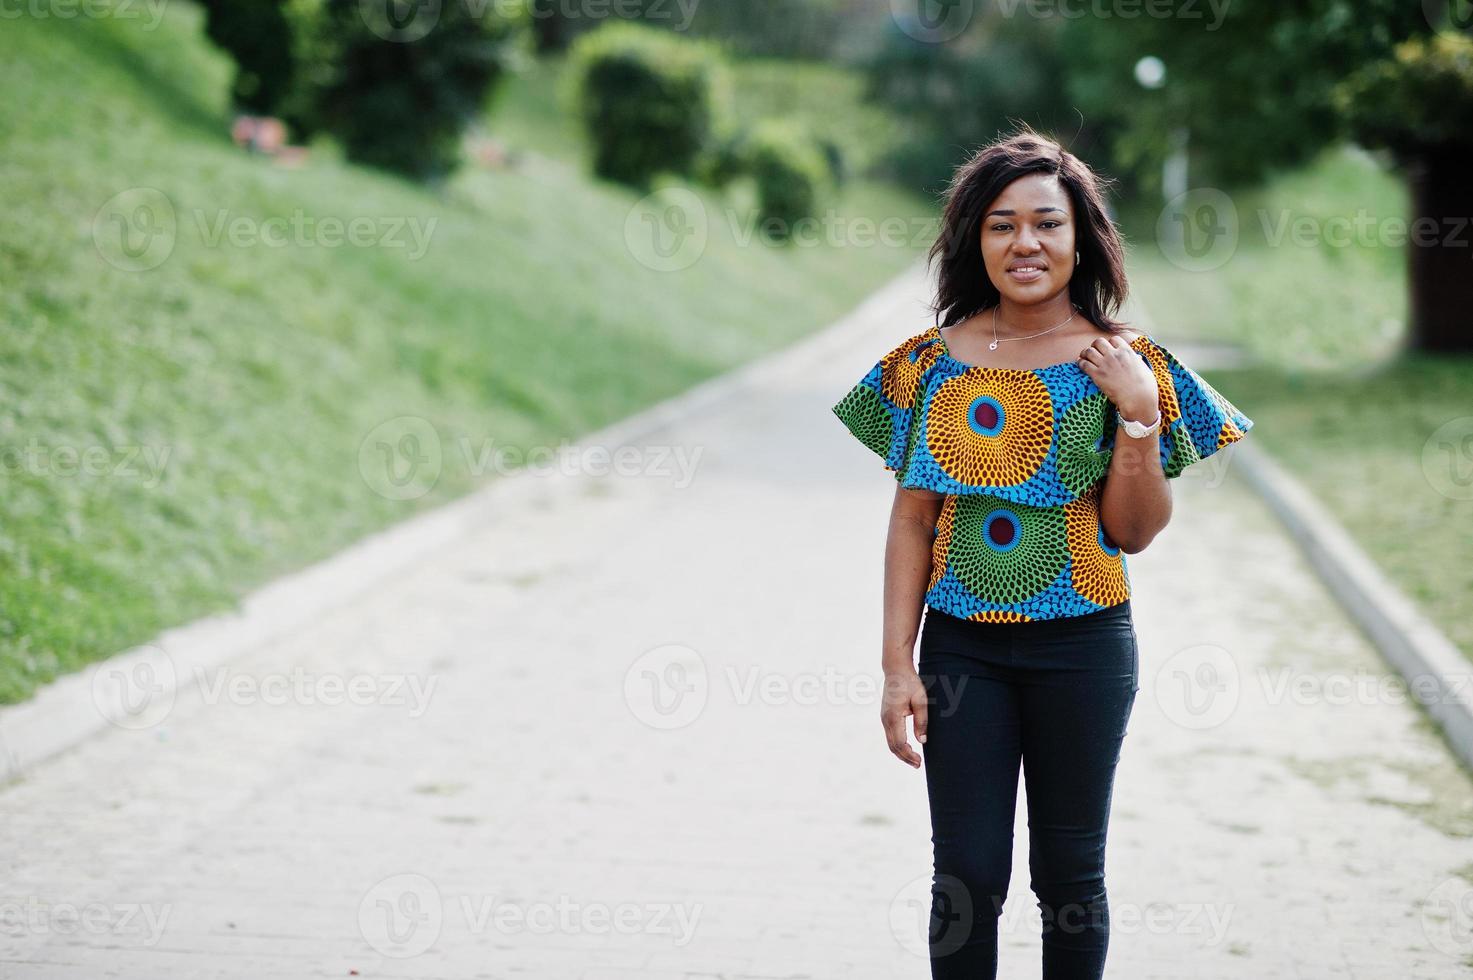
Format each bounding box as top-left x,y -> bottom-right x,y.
979,173 -> 1077,307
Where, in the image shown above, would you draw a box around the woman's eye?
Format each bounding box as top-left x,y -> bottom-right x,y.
990,221 -> 1061,232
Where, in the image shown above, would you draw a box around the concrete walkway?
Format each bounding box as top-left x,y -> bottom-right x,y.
2,263 -> 1471,979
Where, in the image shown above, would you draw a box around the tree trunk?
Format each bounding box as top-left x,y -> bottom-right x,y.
1407,148 -> 1473,353
530,0 -> 571,54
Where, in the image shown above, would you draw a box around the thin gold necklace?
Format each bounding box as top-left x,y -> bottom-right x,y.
989,304 -> 1081,351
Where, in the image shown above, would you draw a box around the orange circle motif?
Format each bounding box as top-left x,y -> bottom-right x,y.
925,369 -> 1055,487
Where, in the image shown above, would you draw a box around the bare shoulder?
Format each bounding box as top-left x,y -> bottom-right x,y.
1112,326 -> 1146,343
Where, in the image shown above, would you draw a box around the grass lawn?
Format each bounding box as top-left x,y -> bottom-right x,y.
0,11 -> 933,702
1126,144 -> 1473,658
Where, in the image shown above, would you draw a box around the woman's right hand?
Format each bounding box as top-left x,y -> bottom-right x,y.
881,667 -> 929,769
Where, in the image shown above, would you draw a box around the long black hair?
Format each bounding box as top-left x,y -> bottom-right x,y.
927,124 -> 1130,334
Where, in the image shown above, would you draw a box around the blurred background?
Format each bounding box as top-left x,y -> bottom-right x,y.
4,0 -> 1473,975
4,0 -> 1471,707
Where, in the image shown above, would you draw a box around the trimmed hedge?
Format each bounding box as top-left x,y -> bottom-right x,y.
744,118 -> 829,238
307,0 -> 516,181
568,22 -> 728,188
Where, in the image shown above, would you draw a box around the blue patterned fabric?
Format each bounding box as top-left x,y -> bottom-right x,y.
832,324 -> 1255,621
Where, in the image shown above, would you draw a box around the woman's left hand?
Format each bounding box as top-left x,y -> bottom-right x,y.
1078,334 -> 1159,420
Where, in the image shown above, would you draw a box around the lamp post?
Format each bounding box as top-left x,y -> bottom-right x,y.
1134,55 -> 1190,256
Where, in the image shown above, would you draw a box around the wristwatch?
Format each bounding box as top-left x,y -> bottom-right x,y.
1115,406 -> 1163,439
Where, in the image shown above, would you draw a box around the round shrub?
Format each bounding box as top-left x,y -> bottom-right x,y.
196,0 -> 298,115
309,0 -> 516,181
744,119 -> 829,239
568,22 -> 728,188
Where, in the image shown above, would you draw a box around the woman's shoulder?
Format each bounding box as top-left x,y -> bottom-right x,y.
870,324 -> 946,381
1106,324 -> 1149,346
881,323 -> 945,360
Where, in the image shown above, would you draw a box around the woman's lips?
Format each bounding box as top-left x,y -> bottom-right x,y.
1006,265 -> 1046,283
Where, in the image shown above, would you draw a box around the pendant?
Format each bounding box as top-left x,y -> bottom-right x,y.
988,340 -> 999,350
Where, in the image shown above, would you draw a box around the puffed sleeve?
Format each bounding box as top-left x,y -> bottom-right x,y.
1132,336 -> 1255,478
831,328 -> 943,482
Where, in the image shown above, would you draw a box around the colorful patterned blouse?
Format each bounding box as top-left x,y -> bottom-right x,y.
832,324 -> 1255,622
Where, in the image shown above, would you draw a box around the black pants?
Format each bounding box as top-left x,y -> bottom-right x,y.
917,601 -> 1139,980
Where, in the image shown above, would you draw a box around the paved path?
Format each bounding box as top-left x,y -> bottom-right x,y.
2,264 -> 1471,979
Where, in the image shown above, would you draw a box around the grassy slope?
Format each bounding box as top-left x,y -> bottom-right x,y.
0,10 -> 932,701
1126,144 -> 1473,657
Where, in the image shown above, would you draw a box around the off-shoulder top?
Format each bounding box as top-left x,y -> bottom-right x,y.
831,323 -> 1255,622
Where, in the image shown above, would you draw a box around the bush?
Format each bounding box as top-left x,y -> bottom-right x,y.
568,22 -> 728,188
694,126 -> 748,189
308,0 -> 517,181
196,0 -> 298,115
744,119 -> 829,239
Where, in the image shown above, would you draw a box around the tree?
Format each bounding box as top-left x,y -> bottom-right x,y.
861,12 -> 1112,197
196,0 -> 298,115
1057,2 -> 1469,352
1336,32 -> 1473,353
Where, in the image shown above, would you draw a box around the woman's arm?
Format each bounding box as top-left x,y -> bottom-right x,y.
881,485 -> 945,769
1099,418 -> 1172,553
1080,332 -> 1172,553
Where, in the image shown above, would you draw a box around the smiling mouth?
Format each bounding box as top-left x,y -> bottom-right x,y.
1007,264 -> 1046,278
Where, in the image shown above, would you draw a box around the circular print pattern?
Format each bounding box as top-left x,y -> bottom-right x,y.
926,370 -> 1054,487
929,497 -> 956,593
1056,392 -> 1112,495
948,494 -> 1067,604
1063,486 -> 1129,606
880,333 -> 942,408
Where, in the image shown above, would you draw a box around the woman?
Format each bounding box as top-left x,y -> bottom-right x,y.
831,128 -> 1255,979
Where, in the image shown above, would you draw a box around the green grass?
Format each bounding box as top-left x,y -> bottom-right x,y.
0,9 -> 932,702
1126,144 -> 1473,658
1126,144 -> 1409,368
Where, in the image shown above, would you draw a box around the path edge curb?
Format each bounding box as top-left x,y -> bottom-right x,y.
1232,438 -> 1473,771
